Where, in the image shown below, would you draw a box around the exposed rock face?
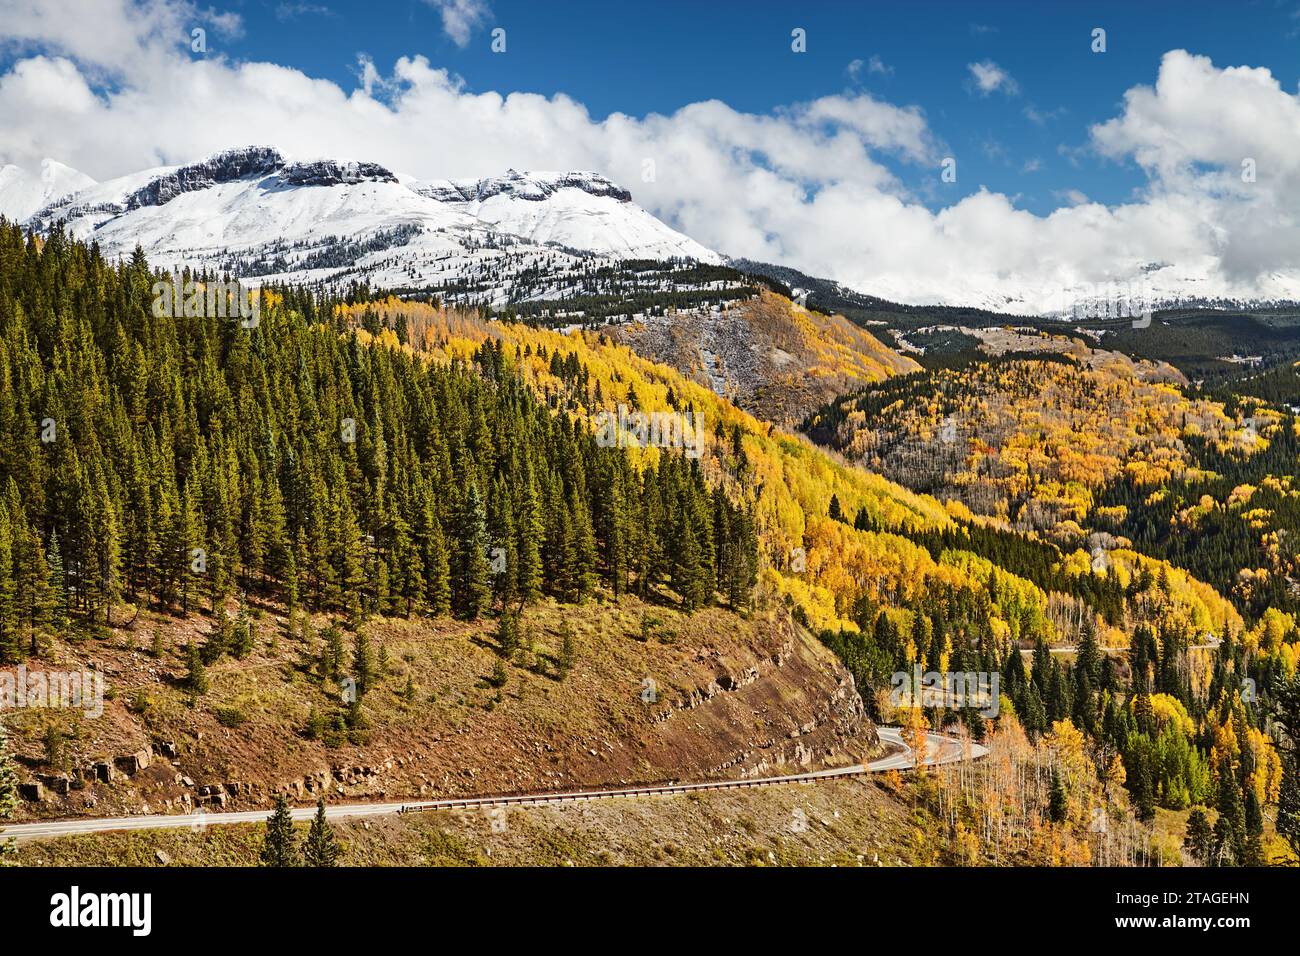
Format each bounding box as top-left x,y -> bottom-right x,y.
124,146 -> 285,210
608,290 -> 919,427
423,169 -> 633,205
115,149 -> 400,214
279,160 -> 397,187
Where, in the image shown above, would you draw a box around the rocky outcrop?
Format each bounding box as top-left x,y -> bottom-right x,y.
125,146 -> 285,210
420,169 -> 633,205
279,160 -> 397,187
114,749 -> 152,775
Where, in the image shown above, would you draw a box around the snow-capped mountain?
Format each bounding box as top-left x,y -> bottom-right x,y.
414,169 -> 721,264
10,147 -> 724,308
0,159 -> 96,222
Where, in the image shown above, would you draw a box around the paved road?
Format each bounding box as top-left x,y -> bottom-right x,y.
2,726 -> 987,843
1018,636 -> 1221,658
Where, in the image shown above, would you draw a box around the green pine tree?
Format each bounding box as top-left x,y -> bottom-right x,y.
302,797 -> 340,867
260,794 -> 300,867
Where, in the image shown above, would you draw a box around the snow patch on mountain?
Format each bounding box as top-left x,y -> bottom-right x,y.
414,169 -> 722,263
0,159 -> 97,223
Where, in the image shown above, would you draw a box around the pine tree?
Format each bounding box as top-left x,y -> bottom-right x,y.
557,621 -> 576,678
496,609 -> 520,658
1214,767 -> 1247,865
184,641 -> 209,696
1048,768 -> 1068,823
1275,677 -> 1300,862
422,512 -> 452,617
260,794 -> 300,867
352,630 -> 375,697
1184,808 -> 1214,865
232,592 -> 255,658
515,470 -> 544,605
1278,754 -> 1300,863
453,481 -> 491,620
0,504 -> 18,662
45,529 -> 69,634
0,727 -> 18,819
302,797 -> 340,866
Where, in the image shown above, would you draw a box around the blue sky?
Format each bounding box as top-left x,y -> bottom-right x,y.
218,0 -> 1300,215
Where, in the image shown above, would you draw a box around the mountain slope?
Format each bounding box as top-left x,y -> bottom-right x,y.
607,290 -> 920,426
0,159 -> 95,222
13,147 -> 722,308
415,169 -> 720,263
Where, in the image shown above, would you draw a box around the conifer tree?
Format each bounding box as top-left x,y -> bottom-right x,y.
0,504 -> 18,662
453,481 -> 491,619
45,529 -> 69,635
302,797 -> 340,867
0,727 -> 16,860
261,794 -> 300,867
1048,768 -> 1068,823
184,641 -> 209,696
1184,808 -> 1214,865
352,630 -> 375,697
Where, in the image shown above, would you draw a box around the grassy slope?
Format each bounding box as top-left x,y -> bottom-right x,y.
4,596 -> 872,824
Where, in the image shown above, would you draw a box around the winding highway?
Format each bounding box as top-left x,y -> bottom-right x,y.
2,726 -> 987,843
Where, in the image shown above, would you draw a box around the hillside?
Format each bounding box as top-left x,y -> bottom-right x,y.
0,225 -> 1285,873
805,342 -> 1246,536
4,596 -> 870,822
341,297 -> 1242,656
606,290 -> 919,427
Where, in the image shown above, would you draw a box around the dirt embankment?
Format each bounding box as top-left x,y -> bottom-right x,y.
3,598 -> 875,821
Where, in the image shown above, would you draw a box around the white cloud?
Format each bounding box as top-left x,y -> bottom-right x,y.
967,60 -> 1019,97
848,54 -> 893,80
423,0 -> 491,48
0,5 -> 1298,311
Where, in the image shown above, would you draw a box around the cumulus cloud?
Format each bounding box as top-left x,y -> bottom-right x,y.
967,60 -> 1019,97
0,3 -> 1297,311
423,0 -> 491,47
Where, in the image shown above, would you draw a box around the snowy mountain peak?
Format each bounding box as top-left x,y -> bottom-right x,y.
9,146 -> 723,305
414,167 -> 717,262
0,158 -> 96,222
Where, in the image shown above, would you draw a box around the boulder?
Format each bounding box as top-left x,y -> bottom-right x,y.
18,781 -> 47,803
114,750 -> 152,775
